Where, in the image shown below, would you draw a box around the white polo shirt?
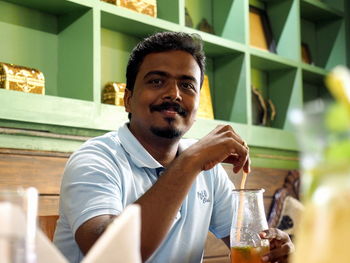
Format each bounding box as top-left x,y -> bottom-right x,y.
53,123 -> 234,263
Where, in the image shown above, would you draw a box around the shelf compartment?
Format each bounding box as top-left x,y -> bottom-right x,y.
321,0 -> 345,12
185,0 -> 246,44
99,0 -> 180,24
1,0 -> 94,14
100,2 -> 181,37
300,0 -> 343,20
302,68 -> 331,103
300,1 -> 346,70
250,0 -> 299,61
157,0 -> 181,24
0,0 -> 94,101
100,28 -> 141,92
250,54 -> 299,130
208,52 -> 248,124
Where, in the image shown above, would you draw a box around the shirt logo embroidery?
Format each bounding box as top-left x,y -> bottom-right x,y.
197,190 -> 211,204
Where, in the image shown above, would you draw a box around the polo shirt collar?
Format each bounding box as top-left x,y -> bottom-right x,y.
118,123 -> 162,169
118,123 -> 188,170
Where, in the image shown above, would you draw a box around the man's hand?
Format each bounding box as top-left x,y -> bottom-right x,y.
259,228 -> 295,263
184,125 -> 250,174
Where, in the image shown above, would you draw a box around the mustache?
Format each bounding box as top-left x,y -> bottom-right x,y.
150,102 -> 187,117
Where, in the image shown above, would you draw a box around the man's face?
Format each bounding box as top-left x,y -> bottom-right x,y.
125,50 -> 201,140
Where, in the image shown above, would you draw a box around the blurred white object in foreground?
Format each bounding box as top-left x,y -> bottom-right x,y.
0,188 -> 38,263
82,204 -> 141,263
0,202 -> 26,263
36,204 -> 141,263
291,66 -> 350,263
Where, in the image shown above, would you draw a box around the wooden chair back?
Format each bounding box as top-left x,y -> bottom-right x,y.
38,215 -> 59,241
0,148 -> 67,239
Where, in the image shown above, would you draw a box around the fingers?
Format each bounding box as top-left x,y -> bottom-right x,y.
231,139 -> 249,174
231,140 -> 249,173
243,157 -> 251,173
260,228 -> 290,242
216,125 -> 245,145
215,125 -> 250,173
263,256 -> 288,263
201,125 -> 250,173
262,243 -> 293,262
260,228 -> 295,263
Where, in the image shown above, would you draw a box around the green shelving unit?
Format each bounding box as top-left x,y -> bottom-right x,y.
0,0 -> 349,168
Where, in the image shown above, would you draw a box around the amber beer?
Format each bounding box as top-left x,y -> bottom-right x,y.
231,245 -> 269,263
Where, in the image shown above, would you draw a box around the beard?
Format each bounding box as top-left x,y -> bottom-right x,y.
150,118 -> 183,139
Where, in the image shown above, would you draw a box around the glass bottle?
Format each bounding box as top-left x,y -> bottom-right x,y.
230,189 -> 269,263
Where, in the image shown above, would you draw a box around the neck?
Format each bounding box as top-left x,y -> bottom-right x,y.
128,125 -> 180,167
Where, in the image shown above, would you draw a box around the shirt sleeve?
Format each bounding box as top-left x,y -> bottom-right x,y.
209,164 -> 235,239
60,140 -> 123,235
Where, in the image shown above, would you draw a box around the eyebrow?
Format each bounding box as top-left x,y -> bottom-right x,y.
143,71 -> 169,79
143,70 -> 198,84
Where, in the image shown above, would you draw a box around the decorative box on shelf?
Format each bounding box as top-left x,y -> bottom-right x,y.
0,62 -> 45,94
101,0 -> 157,18
102,82 -> 126,106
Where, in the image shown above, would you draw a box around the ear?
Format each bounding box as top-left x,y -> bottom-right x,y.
124,88 -> 132,113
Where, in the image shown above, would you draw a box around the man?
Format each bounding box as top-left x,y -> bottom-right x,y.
54,32 -> 293,262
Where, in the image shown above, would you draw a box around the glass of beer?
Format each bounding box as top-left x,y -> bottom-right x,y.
230,189 -> 269,263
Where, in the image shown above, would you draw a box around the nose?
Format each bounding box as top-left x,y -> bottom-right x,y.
162,80 -> 182,102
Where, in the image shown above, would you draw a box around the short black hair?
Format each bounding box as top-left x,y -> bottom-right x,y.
126,31 -> 206,92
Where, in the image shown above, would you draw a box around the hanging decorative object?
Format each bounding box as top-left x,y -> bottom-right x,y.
267,98 -> 276,123
251,86 -> 268,125
251,85 -> 277,126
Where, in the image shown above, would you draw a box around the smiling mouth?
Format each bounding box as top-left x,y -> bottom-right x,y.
150,102 -> 187,117
160,109 -> 178,117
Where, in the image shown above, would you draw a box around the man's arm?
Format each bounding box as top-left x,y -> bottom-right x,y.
74,154 -> 199,260
75,125 -> 249,261
75,214 -> 116,254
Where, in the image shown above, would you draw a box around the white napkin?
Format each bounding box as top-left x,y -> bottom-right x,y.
0,201 -> 26,237
0,202 -> 27,263
36,204 -> 142,263
82,204 -> 142,263
36,229 -> 67,263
